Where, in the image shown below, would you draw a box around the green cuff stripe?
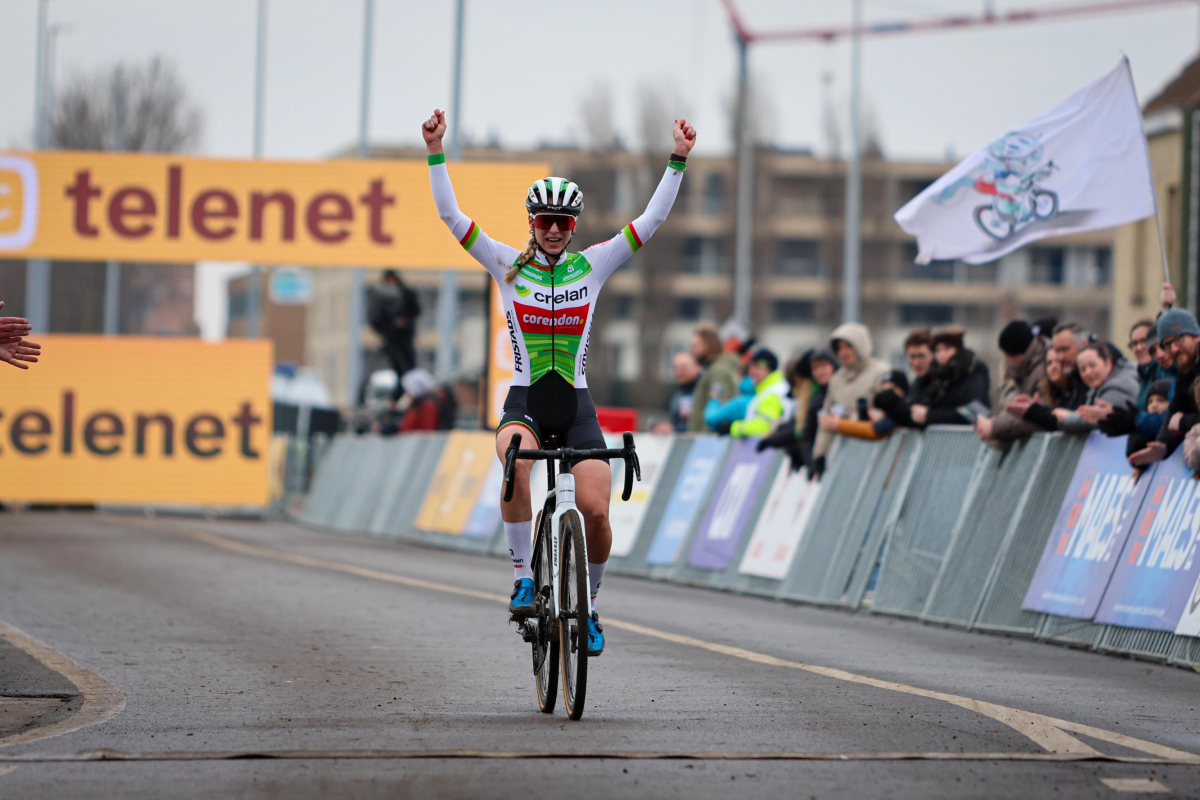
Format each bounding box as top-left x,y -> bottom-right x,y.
668,158 -> 687,172
622,225 -> 640,252
461,223 -> 480,251
427,153 -> 446,165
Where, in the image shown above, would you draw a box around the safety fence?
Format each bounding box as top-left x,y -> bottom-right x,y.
293,427 -> 1200,672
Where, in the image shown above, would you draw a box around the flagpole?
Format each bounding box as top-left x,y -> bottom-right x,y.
1154,206 -> 1173,287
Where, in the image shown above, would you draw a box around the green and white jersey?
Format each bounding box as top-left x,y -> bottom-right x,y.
429,155 -> 685,389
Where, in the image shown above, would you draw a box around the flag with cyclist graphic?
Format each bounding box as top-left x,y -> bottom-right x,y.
895,57 -> 1155,265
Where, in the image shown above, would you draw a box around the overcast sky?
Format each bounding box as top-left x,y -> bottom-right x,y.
2,0 -> 1198,337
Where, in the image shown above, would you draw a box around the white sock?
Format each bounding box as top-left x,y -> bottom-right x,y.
588,561 -> 607,614
505,520 -> 533,581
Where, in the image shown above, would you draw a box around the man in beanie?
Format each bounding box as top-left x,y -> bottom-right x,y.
977,319 -> 1051,444
731,348 -> 793,439
1131,308 -> 1200,466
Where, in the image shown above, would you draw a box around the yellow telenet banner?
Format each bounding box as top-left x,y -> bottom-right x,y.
0,150 -> 546,269
0,336 -> 272,506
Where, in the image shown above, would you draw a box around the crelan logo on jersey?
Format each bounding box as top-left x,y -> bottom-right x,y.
514,284 -> 531,297
0,156 -> 39,250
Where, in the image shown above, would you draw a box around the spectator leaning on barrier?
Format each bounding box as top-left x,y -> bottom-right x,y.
1129,318 -> 1168,409
902,327 -> 934,404
826,369 -> 910,441
705,372 -> 754,434
687,321 -> 740,432
1130,308 -> 1200,467
1005,322 -> 1089,433
667,351 -> 702,432
1051,322 -> 1091,409
1124,378 -> 1173,459
908,325 -> 990,427
812,322 -> 890,478
758,348 -> 836,471
1051,343 -> 1138,436
730,349 -> 793,439
977,319 -> 1049,444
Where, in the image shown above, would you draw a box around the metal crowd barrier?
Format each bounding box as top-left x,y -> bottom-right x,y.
290,426 -> 1200,673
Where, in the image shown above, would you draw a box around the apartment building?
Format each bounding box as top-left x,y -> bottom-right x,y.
303,144 -> 1112,409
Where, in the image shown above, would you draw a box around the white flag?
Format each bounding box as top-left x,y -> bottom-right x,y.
895,58 -> 1155,265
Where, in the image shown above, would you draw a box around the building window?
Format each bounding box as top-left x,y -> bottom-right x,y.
1094,247 -> 1112,287
772,299 -> 815,323
615,294 -> 635,319
774,239 -> 820,276
681,236 -> 723,275
900,303 -> 953,325
677,296 -> 705,320
1029,248 -> 1065,285
703,173 -> 726,214
902,243 -> 954,280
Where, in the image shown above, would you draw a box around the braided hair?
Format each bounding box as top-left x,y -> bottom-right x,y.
506,224 -> 538,283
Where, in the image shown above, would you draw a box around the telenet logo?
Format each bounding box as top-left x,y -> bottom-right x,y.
0,155 -> 39,250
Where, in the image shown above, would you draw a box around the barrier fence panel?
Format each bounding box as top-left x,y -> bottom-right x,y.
921,435 -> 1049,628
973,434 -> 1086,635
871,428 -> 985,618
381,434 -> 448,539
608,437 -> 690,575
1097,625 -> 1178,662
300,435 -> 355,527
672,440 -> 779,589
408,431 -> 500,555
1169,635 -> 1200,670
776,437 -> 880,603
643,437 -> 730,580
817,434 -> 908,606
843,433 -> 923,609
333,437 -> 397,533
366,436 -> 424,535
1038,614 -> 1106,649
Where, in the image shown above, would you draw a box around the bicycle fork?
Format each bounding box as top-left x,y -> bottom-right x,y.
548,472 -> 589,621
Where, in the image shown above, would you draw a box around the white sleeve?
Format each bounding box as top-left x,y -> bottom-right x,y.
429,158 -> 519,281
581,163 -> 685,282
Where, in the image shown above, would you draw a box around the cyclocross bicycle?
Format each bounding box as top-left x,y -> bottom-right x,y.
502,431 -> 640,721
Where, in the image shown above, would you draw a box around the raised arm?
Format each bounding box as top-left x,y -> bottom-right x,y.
582,119 -> 697,281
423,109 -> 518,281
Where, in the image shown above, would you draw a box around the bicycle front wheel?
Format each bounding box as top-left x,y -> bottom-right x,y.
532,511 -> 558,714
558,509 -> 589,720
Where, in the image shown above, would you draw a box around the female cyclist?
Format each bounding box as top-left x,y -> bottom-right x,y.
423,108 -> 695,656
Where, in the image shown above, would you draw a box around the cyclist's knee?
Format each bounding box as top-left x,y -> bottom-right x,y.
578,499 -> 609,530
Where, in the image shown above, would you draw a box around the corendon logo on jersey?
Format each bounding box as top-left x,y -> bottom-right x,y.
513,302 -> 589,336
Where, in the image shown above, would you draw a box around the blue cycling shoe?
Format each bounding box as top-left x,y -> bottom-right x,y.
509,578 -> 536,618
587,612 -> 604,656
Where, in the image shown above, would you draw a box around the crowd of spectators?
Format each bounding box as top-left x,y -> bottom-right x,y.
666,281 -> 1188,480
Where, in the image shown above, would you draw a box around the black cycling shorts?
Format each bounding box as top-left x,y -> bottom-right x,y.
498,371 -> 606,452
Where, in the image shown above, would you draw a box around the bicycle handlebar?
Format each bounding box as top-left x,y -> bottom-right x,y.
501,431 -> 642,504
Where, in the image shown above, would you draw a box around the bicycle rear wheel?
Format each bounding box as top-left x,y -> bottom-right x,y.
532,511 -> 558,714
558,509 -> 589,720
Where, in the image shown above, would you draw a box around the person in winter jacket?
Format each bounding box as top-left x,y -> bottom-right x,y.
1130,308 -> 1200,466
908,326 -> 990,426
902,328 -> 934,404
813,323 -> 890,476
1125,379 -> 1172,458
758,349 -> 836,471
1048,344 -> 1139,435
730,349 -> 793,438
826,370 -> 910,440
978,319 -> 1051,444
705,374 -> 754,432
368,270 -> 422,402
687,322 -> 740,432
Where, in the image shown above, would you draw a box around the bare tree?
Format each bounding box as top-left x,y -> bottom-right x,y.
579,82 -> 618,153
52,56 -> 202,153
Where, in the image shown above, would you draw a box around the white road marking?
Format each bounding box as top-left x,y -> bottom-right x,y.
118,516 -> 1200,764
0,620 -> 127,749
0,765 -> 15,776
1100,777 -> 1170,792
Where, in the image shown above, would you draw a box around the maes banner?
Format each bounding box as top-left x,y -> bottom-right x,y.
0,335 -> 272,505
0,150 -> 545,269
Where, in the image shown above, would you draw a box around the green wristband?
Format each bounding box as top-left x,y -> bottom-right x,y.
428,153 -> 446,165
668,158 -> 687,172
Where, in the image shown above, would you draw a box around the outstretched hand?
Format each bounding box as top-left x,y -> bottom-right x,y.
422,109 -> 447,152
0,301 -> 32,340
0,337 -> 39,370
672,118 -> 697,156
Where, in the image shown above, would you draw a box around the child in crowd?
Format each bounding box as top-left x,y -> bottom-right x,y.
1127,378 -> 1172,459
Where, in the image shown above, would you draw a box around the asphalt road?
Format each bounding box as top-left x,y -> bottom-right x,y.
1,511 -> 1199,798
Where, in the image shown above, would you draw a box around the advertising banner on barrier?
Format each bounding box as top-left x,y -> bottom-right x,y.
1023,433 -> 1142,618
0,335 -> 271,505
686,439 -> 775,571
0,150 -> 545,269
1175,573 -> 1200,637
644,437 -> 728,566
1095,452 -> 1200,630
607,434 -> 672,558
738,461 -> 822,580
414,431 -> 496,535
462,458 -> 504,540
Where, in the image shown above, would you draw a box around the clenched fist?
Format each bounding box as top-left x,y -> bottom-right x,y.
422,109 -> 447,153
672,118 -> 697,156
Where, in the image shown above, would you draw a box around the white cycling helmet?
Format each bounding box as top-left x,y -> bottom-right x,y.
526,177 -> 584,216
